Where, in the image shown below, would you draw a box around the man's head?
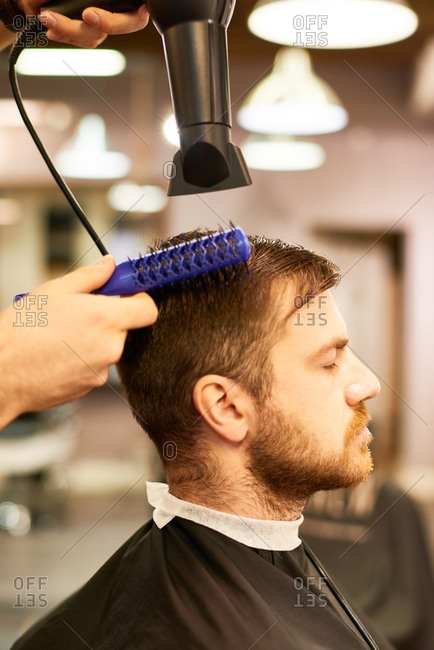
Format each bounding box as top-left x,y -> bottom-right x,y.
118,232 -> 380,512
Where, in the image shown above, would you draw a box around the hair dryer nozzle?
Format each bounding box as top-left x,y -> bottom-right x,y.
168,122 -> 251,196
168,141 -> 251,197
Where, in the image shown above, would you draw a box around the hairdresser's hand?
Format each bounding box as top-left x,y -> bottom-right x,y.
38,3 -> 150,48
0,256 -> 158,430
0,1 -> 149,51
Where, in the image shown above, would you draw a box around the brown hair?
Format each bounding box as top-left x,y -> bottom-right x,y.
117,232 -> 340,470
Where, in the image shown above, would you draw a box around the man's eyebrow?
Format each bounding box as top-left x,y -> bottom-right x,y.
308,337 -> 349,361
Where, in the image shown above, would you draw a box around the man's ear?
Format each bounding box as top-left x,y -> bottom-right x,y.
192,375 -> 255,443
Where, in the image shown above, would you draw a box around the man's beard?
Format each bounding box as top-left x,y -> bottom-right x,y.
247,402 -> 373,503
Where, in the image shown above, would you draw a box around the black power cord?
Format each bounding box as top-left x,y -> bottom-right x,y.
8,19 -> 109,256
303,540 -> 380,650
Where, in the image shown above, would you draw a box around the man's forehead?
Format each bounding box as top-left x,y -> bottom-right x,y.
278,289 -> 349,354
291,291 -> 331,312
278,287 -> 337,318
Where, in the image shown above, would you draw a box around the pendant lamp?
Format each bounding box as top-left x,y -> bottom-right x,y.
241,134 -> 325,171
56,114 -> 131,180
237,48 -> 348,136
248,0 -> 418,49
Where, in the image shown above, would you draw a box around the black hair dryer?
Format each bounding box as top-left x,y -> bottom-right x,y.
146,0 -> 251,196
40,0 -> 252,196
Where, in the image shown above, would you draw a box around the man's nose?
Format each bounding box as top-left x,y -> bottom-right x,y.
345,354 -> 381,406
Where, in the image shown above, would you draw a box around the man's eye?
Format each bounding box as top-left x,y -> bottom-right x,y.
324,362 -> 338,370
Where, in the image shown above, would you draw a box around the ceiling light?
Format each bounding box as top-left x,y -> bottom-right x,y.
56,114 -> 131,180
241,135 -> 325,171
248,0 -> 418,49
237,48 -> 348,135
16,49 -> 126,76
108,182 -> 168,214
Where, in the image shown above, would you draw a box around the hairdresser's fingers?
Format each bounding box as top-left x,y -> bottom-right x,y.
39,3 -> 149,47
39,12 -> 107,47
33,260 -> 158,326
34,256 -> 117,296
109,292 -> 159,330
31,259 -> 158,326
82,4 -> 149,35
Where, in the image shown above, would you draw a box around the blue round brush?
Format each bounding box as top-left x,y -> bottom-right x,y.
94,227 -> 251,296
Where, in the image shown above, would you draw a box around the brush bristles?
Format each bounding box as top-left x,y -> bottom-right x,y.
133,227 -> 250,290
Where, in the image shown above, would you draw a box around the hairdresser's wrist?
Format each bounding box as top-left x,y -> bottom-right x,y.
0,355 -> 21,432
0,0 -> 44,50
0,0 -> 31,32
0,304 -> 36,430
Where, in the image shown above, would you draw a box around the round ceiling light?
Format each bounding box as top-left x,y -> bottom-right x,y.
248,0 -> 418,49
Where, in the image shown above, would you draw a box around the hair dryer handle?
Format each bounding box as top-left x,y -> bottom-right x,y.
40,0 -> 143,20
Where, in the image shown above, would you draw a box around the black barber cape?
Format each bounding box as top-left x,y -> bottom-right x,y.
12,518 -> 395,649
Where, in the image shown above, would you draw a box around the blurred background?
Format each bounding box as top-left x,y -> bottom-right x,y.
0,0 -> 433,647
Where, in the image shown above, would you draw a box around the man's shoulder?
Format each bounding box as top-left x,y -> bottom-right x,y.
11,520 -> 154,650
10,518 -> 245,649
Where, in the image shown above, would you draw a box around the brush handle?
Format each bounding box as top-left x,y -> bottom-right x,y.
94,227 -> 251,296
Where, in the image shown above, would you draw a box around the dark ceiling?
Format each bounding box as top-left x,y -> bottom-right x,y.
109,0 -> 434,68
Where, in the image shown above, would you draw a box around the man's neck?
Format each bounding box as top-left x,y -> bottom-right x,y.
168,476 -> 306,521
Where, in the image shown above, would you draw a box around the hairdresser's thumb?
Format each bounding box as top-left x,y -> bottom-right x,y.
59,256 -> 116,294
